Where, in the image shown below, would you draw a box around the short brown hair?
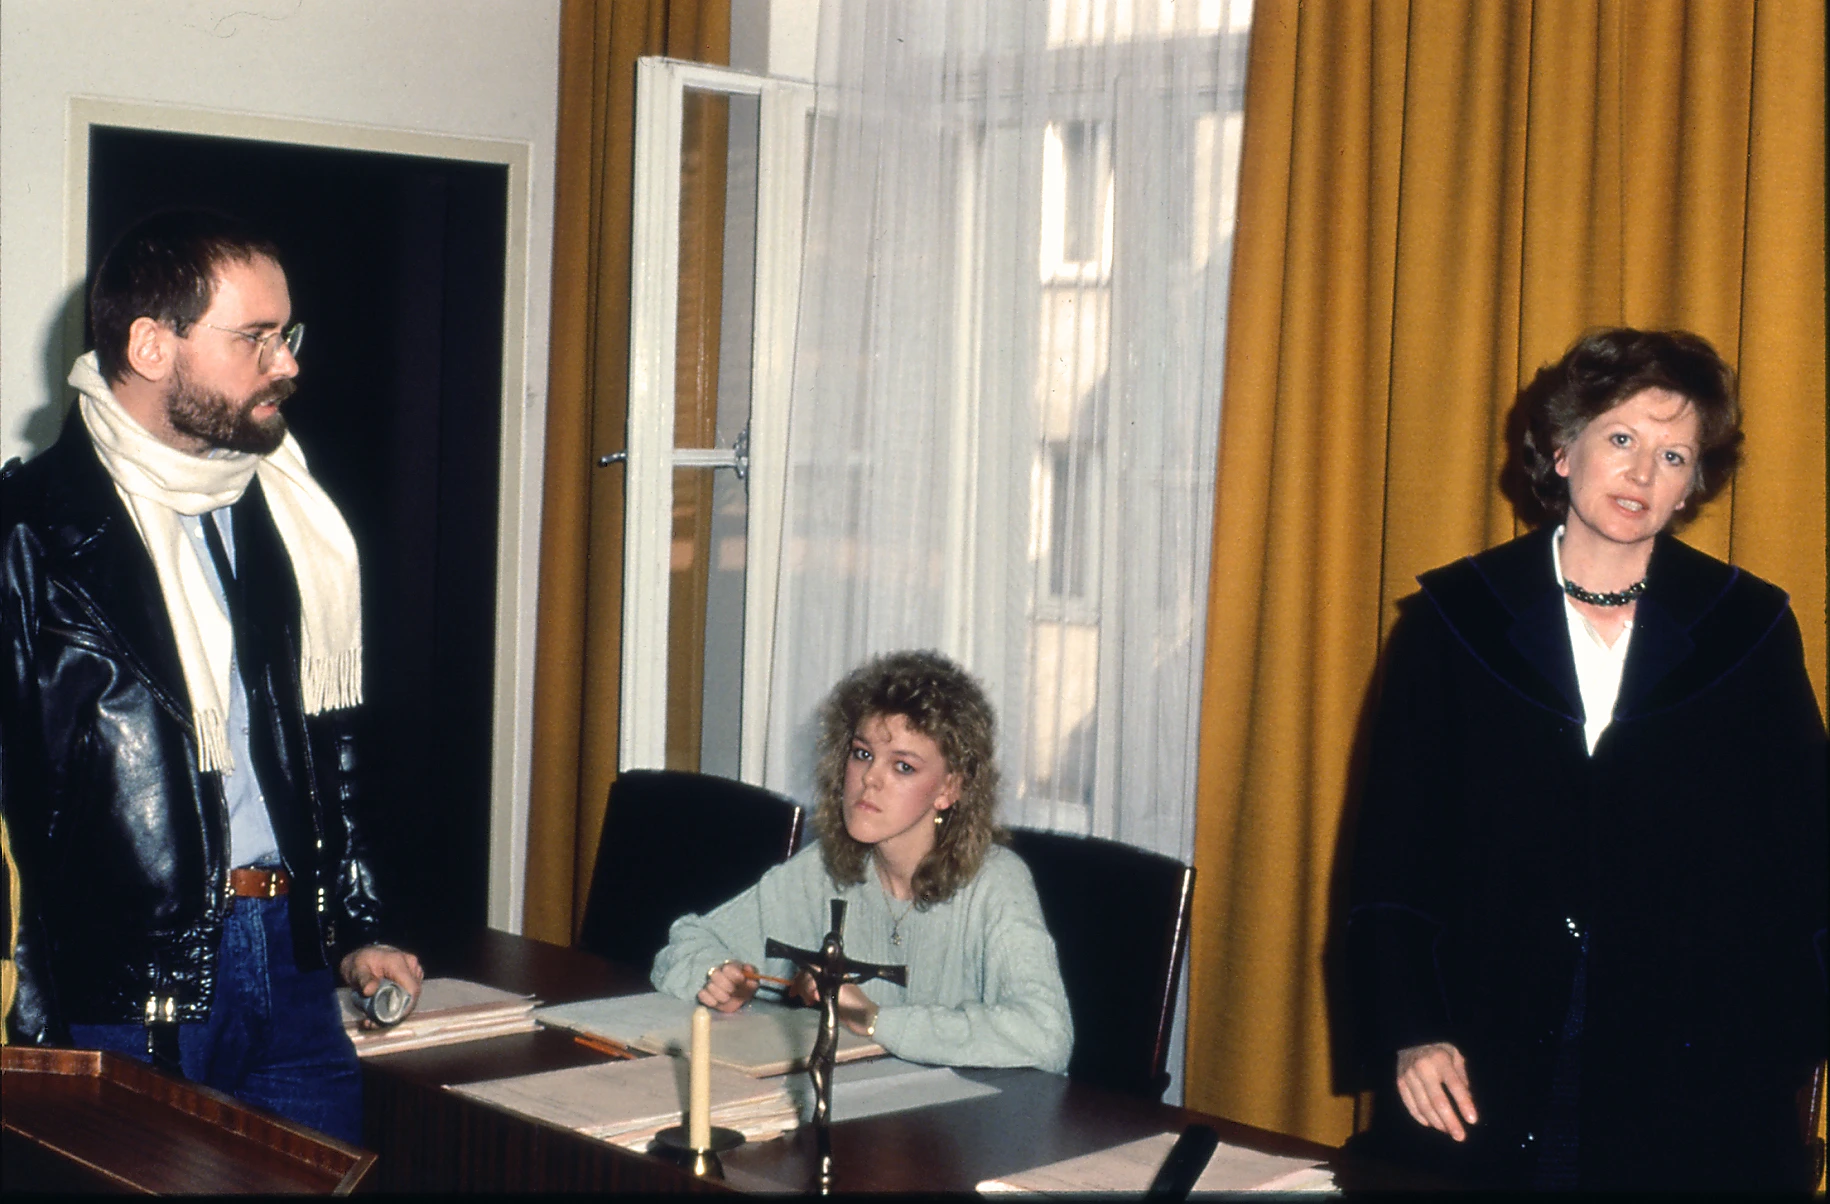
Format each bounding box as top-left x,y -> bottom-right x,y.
1518,328 -> 1742,522
812,650 -> 1001,907
90,209 -> 283,384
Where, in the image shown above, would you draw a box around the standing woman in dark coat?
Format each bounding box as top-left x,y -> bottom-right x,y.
1347,328 -> 1827,1191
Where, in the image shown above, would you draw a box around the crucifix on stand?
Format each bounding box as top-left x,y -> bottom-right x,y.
765,899 -> 907,1195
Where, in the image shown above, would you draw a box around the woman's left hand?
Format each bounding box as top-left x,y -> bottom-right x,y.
790,973 -> 879,1037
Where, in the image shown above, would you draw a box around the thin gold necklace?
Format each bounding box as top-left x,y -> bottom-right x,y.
877,863 -> 917,946
888,895 -> 916,946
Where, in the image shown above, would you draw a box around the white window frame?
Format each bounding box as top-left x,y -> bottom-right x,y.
1039,118 -> 1114,285
622,58 -> 813,782
957,35 -> 1244,837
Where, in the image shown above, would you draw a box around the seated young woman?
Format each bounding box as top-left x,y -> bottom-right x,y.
650,650 -> 1073,1073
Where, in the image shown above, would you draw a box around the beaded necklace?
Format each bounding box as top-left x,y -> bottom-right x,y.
1561,576 -> 1646,607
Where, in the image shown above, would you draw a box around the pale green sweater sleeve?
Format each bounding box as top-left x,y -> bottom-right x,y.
865,846 -> 1073,1074
650,843 -> 1073,1074
649,846 -> 826,997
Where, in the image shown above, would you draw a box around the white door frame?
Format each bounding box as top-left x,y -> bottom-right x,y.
62,97 -> 540,932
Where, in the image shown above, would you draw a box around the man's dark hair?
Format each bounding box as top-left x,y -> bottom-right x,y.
89,209 -> 283,384
1518,327 -> 1742,521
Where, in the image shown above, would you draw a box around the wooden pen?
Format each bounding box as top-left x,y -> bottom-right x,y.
573,1031 -> 637,1059
744,971 -> 794,989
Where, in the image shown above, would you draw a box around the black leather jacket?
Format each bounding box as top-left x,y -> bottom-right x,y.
1,410 -> 386,1044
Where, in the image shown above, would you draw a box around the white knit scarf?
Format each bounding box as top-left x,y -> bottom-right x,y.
70,351 -> 363,772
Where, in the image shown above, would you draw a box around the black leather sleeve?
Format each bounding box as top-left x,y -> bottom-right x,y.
313,708 -> 387,959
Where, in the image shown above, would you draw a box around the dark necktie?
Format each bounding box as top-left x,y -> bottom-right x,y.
200,510 -> 242,623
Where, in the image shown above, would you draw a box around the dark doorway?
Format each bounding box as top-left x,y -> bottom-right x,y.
87,126 -> 508,944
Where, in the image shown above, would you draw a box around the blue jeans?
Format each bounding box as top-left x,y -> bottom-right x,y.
69,894 -> 363,1145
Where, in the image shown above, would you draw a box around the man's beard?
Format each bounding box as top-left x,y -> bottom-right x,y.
166,362 -> 294,455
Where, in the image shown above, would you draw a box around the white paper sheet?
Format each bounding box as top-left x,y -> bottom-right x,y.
339,975 -> 534,1026
536,992 -> 883,1075
535,992 -> 687,1040
977,1130 -> 1334,1195
449,1054 -> 800,1148
779,1057 -> 1002,1121
339,977 -> 538,1056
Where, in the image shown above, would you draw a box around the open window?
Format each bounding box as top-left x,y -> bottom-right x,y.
620,59 -> 813,782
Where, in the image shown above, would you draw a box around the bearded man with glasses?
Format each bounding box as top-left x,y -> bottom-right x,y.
0,209 -> 421,1145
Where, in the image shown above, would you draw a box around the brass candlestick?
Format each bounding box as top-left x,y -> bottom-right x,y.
650,1003 -> 746,1177
651,1123 -> 745,1179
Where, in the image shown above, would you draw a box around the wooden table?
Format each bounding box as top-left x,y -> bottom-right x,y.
360,929 -> 1349,1193
4,1046 -> 373,1194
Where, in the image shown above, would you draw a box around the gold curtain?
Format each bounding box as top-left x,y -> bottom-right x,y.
1186,0 -> 1826,1145
523,0 -> 730,946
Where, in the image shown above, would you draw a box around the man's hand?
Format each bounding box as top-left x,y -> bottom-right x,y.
790,973 -> 879,1038
339,944 -> 424,1027
1395,1042 -> 1477,1141
699,961 -> 760,1012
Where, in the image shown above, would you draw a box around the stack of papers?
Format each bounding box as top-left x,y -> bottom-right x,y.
449,1054 -> 801,1149
976,1132 -> 1335,1195
783,1057 -> 1002,1121
536,992 -> 883,1076
339,977 -> 539,1056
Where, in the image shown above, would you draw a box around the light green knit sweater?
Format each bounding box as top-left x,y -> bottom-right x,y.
651,843 -> 1073,1074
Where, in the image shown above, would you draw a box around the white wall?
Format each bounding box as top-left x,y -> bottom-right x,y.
0,0 -> 562,930
731,0 -> 819,80
0,0 -> 561,456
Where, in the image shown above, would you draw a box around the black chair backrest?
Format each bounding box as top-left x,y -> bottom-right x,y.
576,769 -> 804,969
1005,827 -> 1195,1101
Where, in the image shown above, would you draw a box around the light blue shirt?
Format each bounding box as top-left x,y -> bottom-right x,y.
178,507 -> 281,868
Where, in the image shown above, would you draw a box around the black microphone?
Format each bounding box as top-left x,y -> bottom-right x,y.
1144,1123 -> 1220,1199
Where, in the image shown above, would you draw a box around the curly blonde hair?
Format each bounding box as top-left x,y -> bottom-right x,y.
812,650 -> 1002,907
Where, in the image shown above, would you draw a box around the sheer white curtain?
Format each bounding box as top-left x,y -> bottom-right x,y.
763,0 -> 1251,862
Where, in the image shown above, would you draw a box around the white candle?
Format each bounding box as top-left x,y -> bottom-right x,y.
689,1005 -> 712,1150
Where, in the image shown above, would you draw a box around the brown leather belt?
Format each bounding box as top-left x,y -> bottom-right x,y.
228,867 -> 290,898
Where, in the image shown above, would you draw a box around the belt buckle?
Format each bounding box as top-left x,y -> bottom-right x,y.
265,869 -> 283,898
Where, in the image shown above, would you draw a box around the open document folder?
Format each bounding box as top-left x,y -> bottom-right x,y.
536,992 -> 883,1076
449,1055 -> 801,1149
447,1055 -> 998,1152
976,1131 -> 1335,1194
338,977 -> 538,1056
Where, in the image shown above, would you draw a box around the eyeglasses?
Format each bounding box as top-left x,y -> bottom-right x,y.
192,321 -> 305,370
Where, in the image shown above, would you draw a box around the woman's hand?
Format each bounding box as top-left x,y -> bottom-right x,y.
698,961 -> 760,1012
789,973 -> 880,1037
1395,1042 -> 1477,1141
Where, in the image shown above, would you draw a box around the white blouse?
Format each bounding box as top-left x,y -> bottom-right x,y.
1552,526 -> 1633,756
